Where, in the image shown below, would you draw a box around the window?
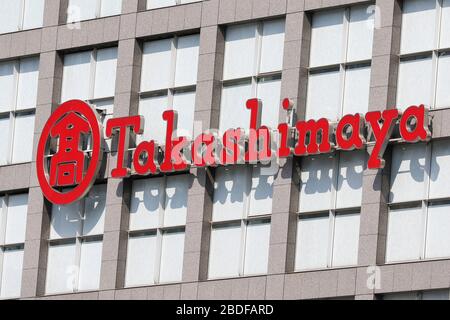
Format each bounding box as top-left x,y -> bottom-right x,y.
61,48 -> 117,150
295,151 -> 365,270
67,0 -> 122,23
306,6 -> 374,120
387,140 -> 450,262
382,289 -> 450,300
139,35 -> 199,145
0,57 -> 38,166
208,165 -> 273,279
45,185 -> 106,294
147,0 -> 201,10
125,175 -> 189,287
220,20 -> 285,132
0,0 -> 45,34
0,194 -> 28,299
397,0 -> 450,109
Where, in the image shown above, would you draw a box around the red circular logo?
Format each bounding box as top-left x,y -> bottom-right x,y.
36,100 -> 103,205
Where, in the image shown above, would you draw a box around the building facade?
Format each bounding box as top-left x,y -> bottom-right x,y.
1,0 -> 450,300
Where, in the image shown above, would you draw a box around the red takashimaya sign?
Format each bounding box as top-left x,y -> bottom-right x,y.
36,99 -> 432,205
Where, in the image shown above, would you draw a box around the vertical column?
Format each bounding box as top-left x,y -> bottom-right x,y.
22,50 -> 64,298
356,0 -> 402,300
99,16 -> 142,291
266,10 -> 310,291
181,25 -> 224,290
43,0 -> 66,27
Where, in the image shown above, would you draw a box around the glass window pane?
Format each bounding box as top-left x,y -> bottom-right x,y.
397,57 -> 433,111
386,207 -> 423,262
141,39 -> 173,91
425,204 -> 450,259
299,154 -> 335,213
164,175 -> 189,227
0,116 -> 10,165
125,234 -> 157,287
243,221 -> 270,275
147,0 -> 177,10
0,249 -> 24,299
429,140 -> 450,199
259,20 -> 285,73
219,82 -> 252,132
332,213 -> 360,267
67,0 -> 97,23
296,216 -> 329,270
440,0 -> 450,49
130,178 -> 163,231
306,69 -> 341,120
159,231 -> 185,283
138,95 -> 169,144
256,77 -> 281,129
208,224 -> 242,278
223,23 -> 257,80
342,66 -> 371,115
435,53 -> 450,108
0,61 -> 16,113
383,292 -> 419,300
310,9 -> 344,67
390,144 -> 427,203
422,289 -> 450,300
78,240 -> 102,291
23,0 -> 45,30
5,194 -> 28,245
174,35 -> 200,87
213,166 -> 248,222
50,201 -> 82,239
93,47 -> 118,99
46,242 -> 77,294
248,166 -> 274,217
172,90 -> 196,140
347,5 -> 374,62
336,151 -> 365,209
401,0 -> 436,54
82,184 -> 106,236
100,0 -> 122,17
12,113 -> 35,164
62,51 -> 92,102
16,57 -> 39,111
0,0 -> 22,34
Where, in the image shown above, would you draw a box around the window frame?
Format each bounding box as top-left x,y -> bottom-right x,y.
46,184 -> 106,295
125,175 -> 187,287
0,194 -> 28,299
208,164 -> 273,279
386,141 -> 450,263
61,48 -> 117,151
67,0 -> 122,23
0,0 -> 45,34
0,58 -> 37,166
138,35 -> 199,145
306,7 -> 373,120
295,151 -> 364,271
146,0 -> 201,11
397,0 -> 450,109
219,21 -> 284,132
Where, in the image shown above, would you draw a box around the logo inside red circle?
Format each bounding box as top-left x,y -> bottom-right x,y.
36,100 -> 103,205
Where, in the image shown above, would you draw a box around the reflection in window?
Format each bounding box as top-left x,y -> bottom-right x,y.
46,185 -> 106,294
387,140 -> 450,262
295,151 -> 365,271
208,165 -> 274,279
125,175 -> 190,287
0,194 -> 28,299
